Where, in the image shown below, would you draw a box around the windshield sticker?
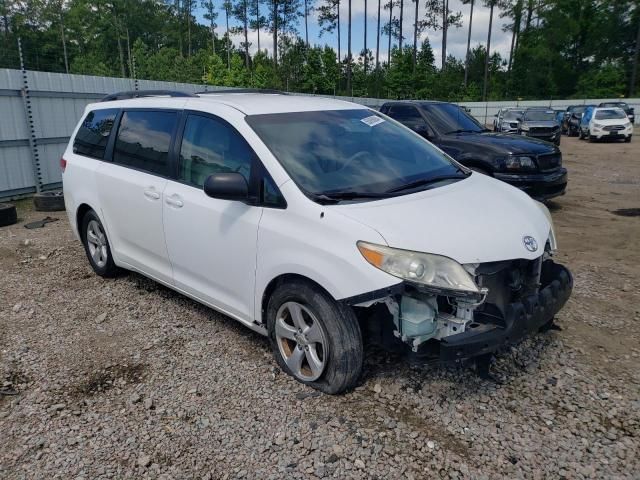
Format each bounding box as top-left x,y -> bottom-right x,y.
360,115 -> 385,127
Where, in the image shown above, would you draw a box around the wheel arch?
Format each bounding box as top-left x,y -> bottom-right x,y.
260,273 -> 336,326
75,203 -> 94,241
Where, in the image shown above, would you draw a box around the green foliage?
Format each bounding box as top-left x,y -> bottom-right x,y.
1,0 -> 638,99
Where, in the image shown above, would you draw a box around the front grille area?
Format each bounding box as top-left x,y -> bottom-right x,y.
537,153 -> 562,171
475,258 -> 543,320
529,127 -> 555,134
603,125 -> 625,131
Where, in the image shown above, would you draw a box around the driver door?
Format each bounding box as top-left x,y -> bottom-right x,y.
162,112 -> 263,324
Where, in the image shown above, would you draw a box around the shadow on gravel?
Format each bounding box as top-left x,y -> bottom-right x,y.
611,208 -> 640,217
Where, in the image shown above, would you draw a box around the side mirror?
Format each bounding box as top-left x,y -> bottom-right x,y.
204,172 -> 249,202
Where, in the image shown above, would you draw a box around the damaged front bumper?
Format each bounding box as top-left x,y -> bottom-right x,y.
439,261 -> 572,361
346,259 -> 573,364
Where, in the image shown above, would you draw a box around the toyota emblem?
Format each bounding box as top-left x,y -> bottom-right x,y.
523,236 -> 538,252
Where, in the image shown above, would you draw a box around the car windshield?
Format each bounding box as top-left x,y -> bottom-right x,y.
569,106 -> 586,114
503,111 -> 522,120
246,109 -> 465,199
524,110 -> 555,121
595,109 -> 627,120
420,103 -> 487,134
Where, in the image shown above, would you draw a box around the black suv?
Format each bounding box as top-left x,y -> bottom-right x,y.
380,101 -> 567,200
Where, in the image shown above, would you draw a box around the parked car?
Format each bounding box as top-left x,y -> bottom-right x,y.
380,101 -> 567,200
562,105 -> 591,136
518,108 -> 562,145
578,106 -> 633,142
493,108 -> 524,133
598,101 -> 635,124
62,90 -> 572,394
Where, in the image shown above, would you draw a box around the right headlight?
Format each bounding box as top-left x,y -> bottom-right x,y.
356,241 -> 479,295
504,155 -> 536,171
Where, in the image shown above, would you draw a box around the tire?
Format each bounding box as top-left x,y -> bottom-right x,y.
0,203 -> 18,227
267,280 -> 363,394
33,190 -> 65,212
588,132 -> 595,143
577,129 -> 583,140
625,136 -> 631,143
80,210 -> 119,277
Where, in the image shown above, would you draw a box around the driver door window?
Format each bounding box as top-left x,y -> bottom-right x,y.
388,105 -> 427,131
179,114 -> 253,187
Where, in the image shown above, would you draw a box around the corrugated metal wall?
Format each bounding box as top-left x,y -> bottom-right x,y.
1,67 -> 638,200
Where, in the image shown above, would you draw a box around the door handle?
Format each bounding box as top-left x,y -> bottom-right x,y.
165,195 -> 184,208
143,189 -> 160,200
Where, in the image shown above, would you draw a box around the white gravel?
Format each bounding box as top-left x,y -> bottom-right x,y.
1,200 -> 639,479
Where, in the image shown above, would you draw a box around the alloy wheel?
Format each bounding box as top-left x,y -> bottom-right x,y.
86,220 -> 108,268
274,301 -> 328,382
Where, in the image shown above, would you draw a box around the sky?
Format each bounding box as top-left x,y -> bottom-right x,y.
197,0 -> 513,68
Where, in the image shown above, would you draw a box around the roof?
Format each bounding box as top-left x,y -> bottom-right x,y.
88,92 -> 368,116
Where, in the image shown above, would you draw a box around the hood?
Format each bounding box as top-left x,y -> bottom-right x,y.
446,132 -> 558,155
332,173 -> 550,265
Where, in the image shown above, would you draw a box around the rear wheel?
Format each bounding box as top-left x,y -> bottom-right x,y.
267,280 -> 363,394
81,210 -> 119,277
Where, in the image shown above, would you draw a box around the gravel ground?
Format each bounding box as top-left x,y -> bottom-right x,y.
1,136 -> 639,479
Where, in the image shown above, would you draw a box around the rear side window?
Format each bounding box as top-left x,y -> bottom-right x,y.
113,110 -> 178,176
73,109 -> 118,159
179,114 -> 253,187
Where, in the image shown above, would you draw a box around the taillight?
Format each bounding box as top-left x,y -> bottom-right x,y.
60,157 -> 67,172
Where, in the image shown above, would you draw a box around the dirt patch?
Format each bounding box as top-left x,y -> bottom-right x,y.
73,363 -> 146,396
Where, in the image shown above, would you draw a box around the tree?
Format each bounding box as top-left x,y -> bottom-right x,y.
482,0 -> 497,100
232,0 -> 251,68
347,0 -> 352,92
376,0 -> 382,70
317,0 -> 341,62
462,0 -> 474,86
201,0 -> 218,55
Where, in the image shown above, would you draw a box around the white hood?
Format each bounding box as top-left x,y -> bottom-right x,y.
333,173 -> 551,265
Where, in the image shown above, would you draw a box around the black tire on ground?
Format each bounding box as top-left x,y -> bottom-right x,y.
33,191 -> 65,212
0,203 -> 18,227
577,129 -> 583,140
266,280 -> 363,394
80,209 -> 119,277
588,132 -> 595,143
625,136 -> 631,143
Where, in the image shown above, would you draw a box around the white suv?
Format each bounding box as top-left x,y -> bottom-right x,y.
62,90 -> 572,393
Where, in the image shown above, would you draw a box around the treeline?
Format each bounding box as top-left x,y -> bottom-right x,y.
1,0 -> 638,100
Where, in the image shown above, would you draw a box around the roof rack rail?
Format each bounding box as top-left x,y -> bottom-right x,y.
195,88 -> 287,95
100,90 -> 197,102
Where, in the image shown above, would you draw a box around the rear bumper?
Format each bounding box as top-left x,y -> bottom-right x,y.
494,168 -> 567,201
439,261 -> 573,361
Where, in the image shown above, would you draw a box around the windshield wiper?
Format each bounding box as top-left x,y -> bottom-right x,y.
445,128 -> 487,135
385,174 -> 469,194
310,190 -> 393,204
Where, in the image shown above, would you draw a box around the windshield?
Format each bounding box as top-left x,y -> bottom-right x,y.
503,111 -> 522,121
595,109 -> 627,120
246,109 -> 463,198
524,110 -> 555,121
421,103 -> 487,134
569,106 -> 586,114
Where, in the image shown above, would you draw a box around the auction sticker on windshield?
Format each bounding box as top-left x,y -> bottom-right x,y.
360,115 -> 385,127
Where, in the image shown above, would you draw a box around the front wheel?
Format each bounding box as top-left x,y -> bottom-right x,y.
267,280 -> 363,394
81,210 -> 119,277
625,136 -> 632,143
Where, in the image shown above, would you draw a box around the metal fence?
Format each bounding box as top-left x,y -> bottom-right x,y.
1,67 -> 638,200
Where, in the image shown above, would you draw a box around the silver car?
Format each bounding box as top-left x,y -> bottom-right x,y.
493,108 -> 524,133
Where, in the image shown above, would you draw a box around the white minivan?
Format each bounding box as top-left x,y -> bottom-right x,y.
62,90 -> 572,393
